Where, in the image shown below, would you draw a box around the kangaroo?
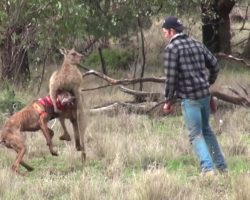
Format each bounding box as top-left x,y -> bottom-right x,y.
49,48 -> 86,160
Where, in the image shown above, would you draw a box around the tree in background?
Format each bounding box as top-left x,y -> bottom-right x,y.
243,33 -> 250,58
201,0 -> 236,54
0,0 -> 88,86
0,0 -> 248,87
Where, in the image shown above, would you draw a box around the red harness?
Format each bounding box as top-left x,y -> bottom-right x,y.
38,96 -> 65,117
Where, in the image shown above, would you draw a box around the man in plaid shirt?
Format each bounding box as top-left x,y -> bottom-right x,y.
162,16 -> 227,176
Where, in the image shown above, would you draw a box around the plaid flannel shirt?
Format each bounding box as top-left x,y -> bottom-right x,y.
164,33 -> 219,102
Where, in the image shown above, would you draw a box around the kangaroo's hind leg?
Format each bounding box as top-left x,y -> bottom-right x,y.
58,117 -> 71,141
75,90 -> 87,161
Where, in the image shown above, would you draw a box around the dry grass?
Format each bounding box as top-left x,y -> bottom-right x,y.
1,65 -> 250,199
0,90 -> 249,200
233,173 -> 250,200
132,169 -> 198,200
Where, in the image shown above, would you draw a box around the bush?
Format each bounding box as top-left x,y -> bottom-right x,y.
84,48 -> 134,71
0,83 -> 25,115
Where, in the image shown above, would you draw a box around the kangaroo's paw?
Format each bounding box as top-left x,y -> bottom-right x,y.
59,134 -> 71,141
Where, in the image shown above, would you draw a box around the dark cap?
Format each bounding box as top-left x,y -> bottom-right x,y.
162,16 -> 184,32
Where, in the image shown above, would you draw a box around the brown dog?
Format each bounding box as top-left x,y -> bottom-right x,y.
0,91 -> 76,174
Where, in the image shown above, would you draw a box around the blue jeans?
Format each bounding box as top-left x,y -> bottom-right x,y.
181,96 -> 227,172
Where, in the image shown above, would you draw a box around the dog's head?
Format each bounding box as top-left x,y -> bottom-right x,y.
57,91 -> 76,107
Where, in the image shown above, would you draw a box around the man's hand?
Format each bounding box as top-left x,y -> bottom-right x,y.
163,102 -> 174,114
210,96 -> 217,114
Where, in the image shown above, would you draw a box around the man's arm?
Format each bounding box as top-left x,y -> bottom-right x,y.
203,45 -> 219,85
164,46 -> 178,102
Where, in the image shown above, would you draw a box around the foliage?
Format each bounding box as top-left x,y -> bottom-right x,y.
0,82 -> 25,114
0,0 -> 171,58
84,48 -> 134,71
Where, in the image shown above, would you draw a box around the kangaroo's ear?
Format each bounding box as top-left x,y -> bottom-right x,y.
59,48 -> 67,55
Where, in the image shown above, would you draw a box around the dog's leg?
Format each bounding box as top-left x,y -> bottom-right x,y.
12,145 -> 26,175
3,131 -> 28,174
9,138 -> 33,172
39,115 -> 58,156
58,117 -> 71,141
48,128 -> 54,139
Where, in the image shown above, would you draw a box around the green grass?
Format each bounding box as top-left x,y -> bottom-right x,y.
227,157 -> 250,174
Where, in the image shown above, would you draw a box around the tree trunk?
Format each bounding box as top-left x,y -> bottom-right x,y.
138,16 -> 146,92
98,47 -> 107,75
201,0 -> 235,53
218,16 -> 231,54
0,27 -> 30,86
243,33 -> 250,59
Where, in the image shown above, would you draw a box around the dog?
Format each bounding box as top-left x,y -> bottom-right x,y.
0,91 -> 76,174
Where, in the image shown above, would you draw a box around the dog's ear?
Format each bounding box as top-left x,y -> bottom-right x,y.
61,95 -> 76,104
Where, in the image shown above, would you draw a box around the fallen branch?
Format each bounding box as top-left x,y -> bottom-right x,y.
210,84 -> 250,106
82,69 -> 165,91
89,101 -> 159,115
232,38 -> 248,47
119,86 -> 163,101
211,90 -> 247,105
216,52 -> 250,67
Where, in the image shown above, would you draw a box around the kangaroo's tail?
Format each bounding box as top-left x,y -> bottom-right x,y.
76,91 -> 87,161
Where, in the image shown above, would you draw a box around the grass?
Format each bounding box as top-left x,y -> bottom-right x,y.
1,87 -> 250,199
1,80 -> 250,200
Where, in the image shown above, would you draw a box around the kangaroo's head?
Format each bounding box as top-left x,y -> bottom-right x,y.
59,48 -> 83,65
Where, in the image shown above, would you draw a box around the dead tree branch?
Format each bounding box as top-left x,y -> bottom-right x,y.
210,83 -> 250,106
119,86 -> 163,101
89,101 -> 160,115
216,52 -> 250,67
240,3 -> 249,31
82,69 -> 165,91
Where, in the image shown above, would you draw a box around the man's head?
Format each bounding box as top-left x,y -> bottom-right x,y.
162,16 -> 184,40
162,16 -> 184,32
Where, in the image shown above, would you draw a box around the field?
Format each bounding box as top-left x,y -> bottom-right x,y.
0,60 -> 250,200
0,13 -> 250,200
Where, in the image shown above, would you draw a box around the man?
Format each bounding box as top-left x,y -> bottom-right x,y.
162,16 -> 227,176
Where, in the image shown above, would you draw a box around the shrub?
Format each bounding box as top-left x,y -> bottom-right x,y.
84,48 -> 134,71
0,83 -> 25,115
